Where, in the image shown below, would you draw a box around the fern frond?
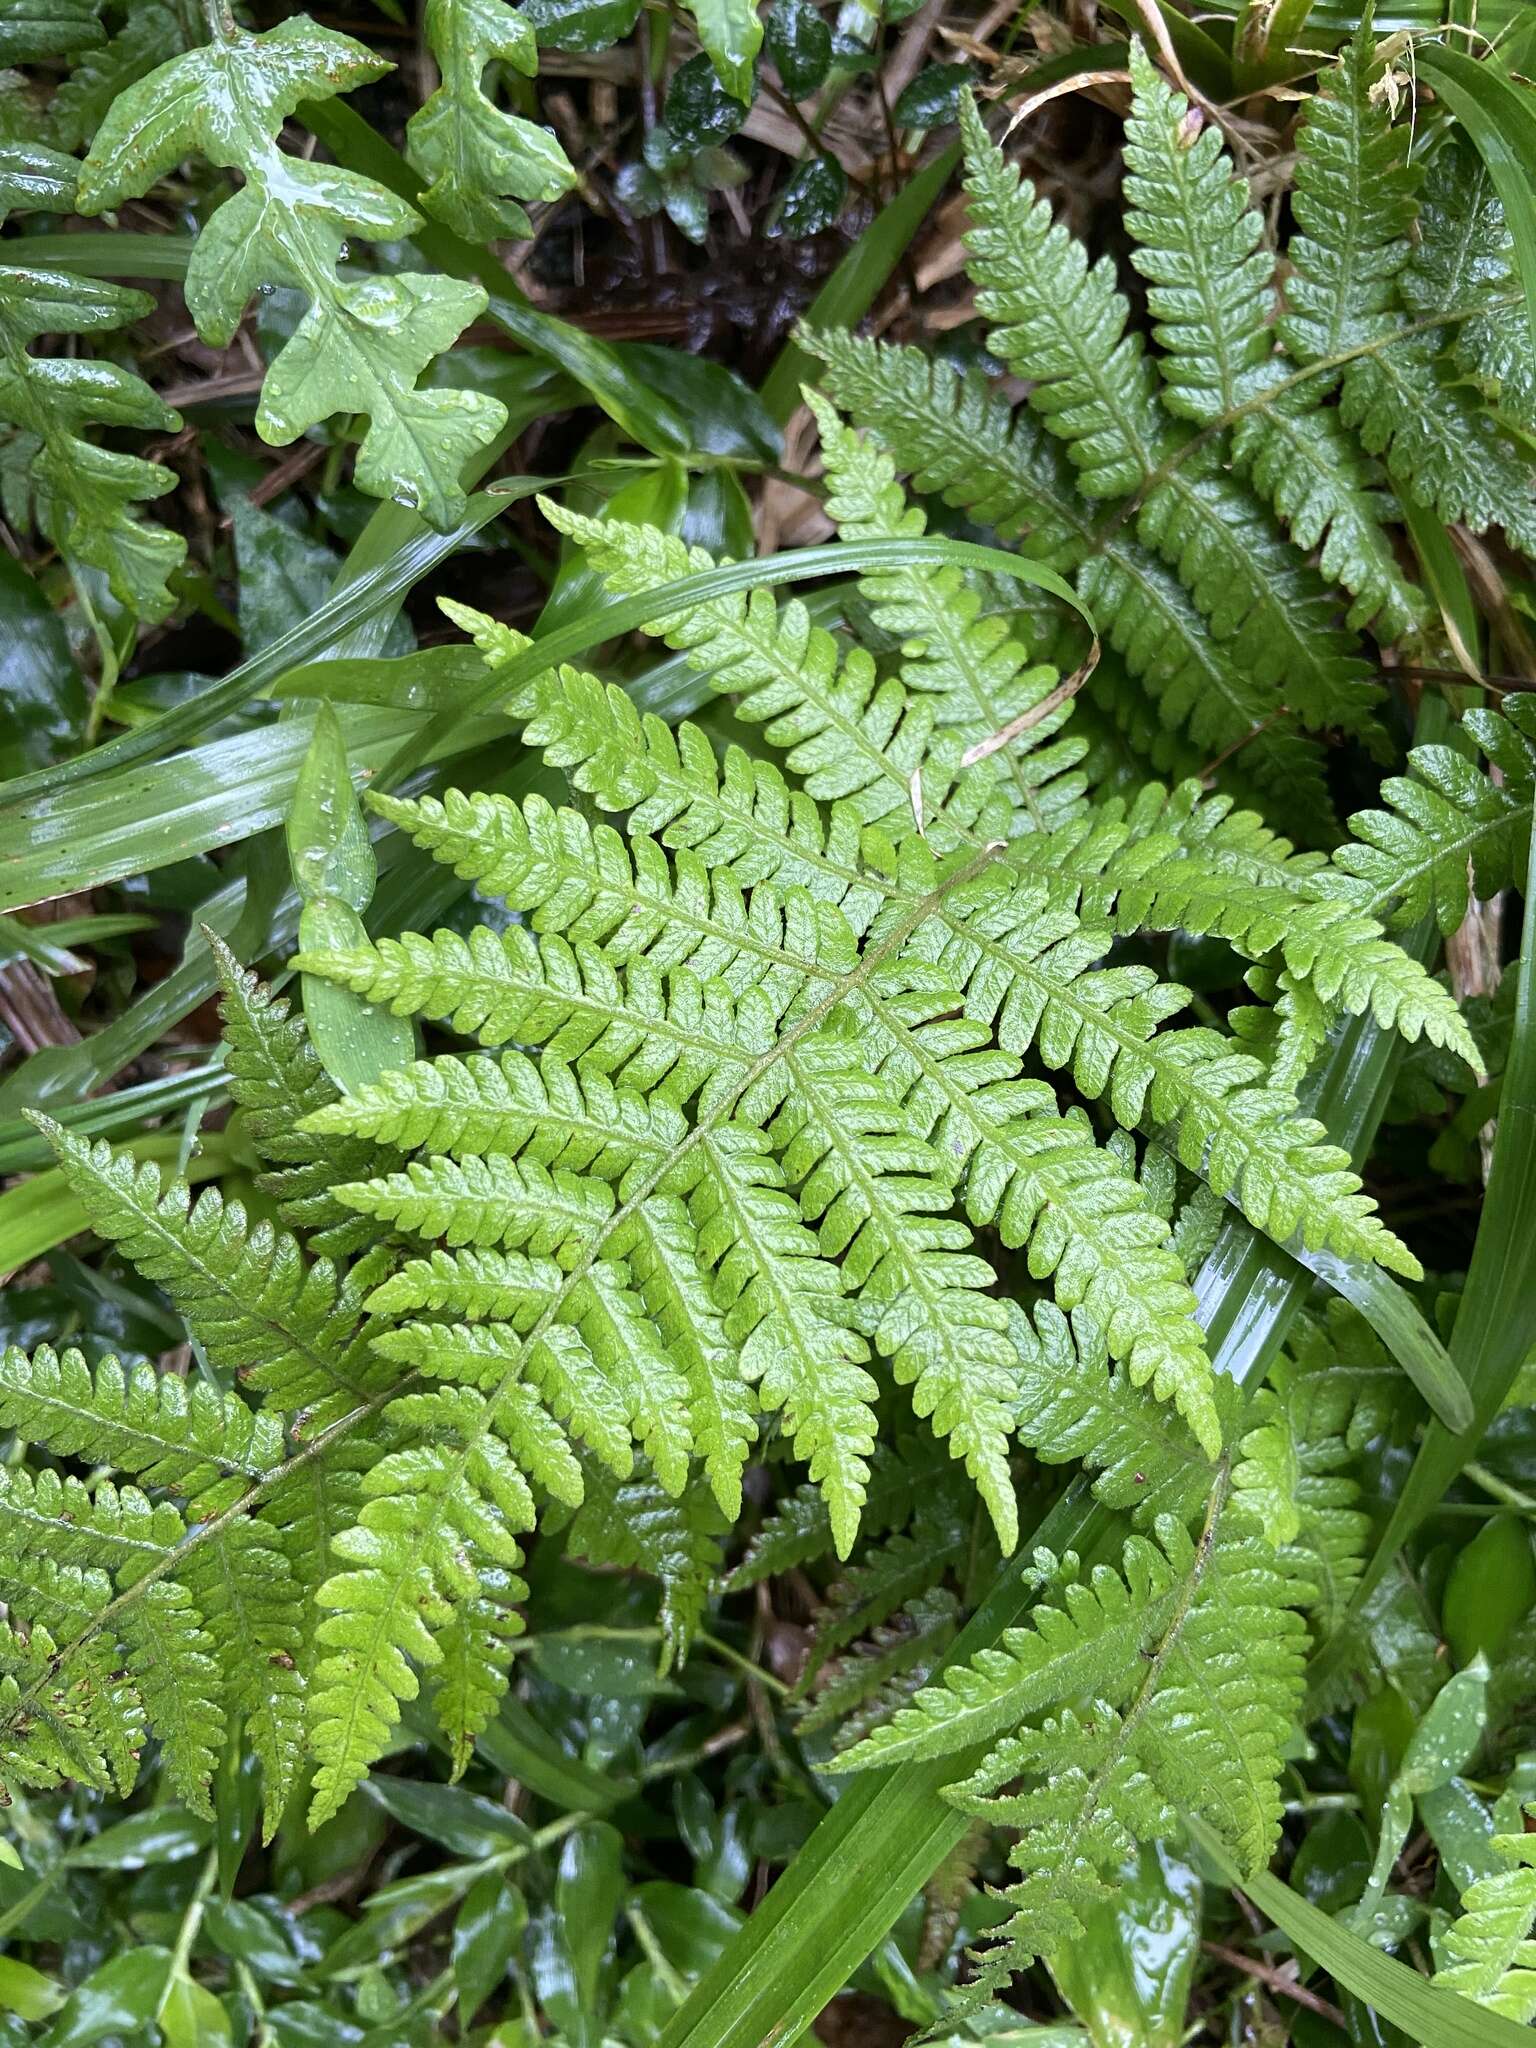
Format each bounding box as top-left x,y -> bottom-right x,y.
294,926 -> 755,1111
1408,141 -> 1536,432
0,1344 -> 282,1517
960,91 -> 1381,741
120,1578 -> 224,1818
684,1124 -> 877,1557
430,1560 -> 524,1778
958,92 -> 1173,496
309,1386 -> 532,1824
36,1121 -> 385,1416
802,326 -> 1331,826
509,653 -> 882,929
1120,46 -> 1422,638
211,933 -> 391,1249
885,848 -> 1418,1277
0,1466 -> 184,1584
774,1015 -> 1022,1551
303,1047 -> 686,1180
1434,1824 -> 1536,2022
365,1244 -> 563,1326
335,1152 -> 614,1257
1283,25 -> 1536,554
722,1436 -> 952,1590
610,1196 -> 757,1519
568,1462 -> 724,1670
803,1479 -> 975,1685
539,505 -> 935,832
808,391 -> 1087,834
799,1586 -> 961,1739
1320,697 -> 1536,934
182,1516 -> 305,1838
905,1503 -> 1310,1982
0,1618 -> 142,1803
1009,1301 -> 1228,1522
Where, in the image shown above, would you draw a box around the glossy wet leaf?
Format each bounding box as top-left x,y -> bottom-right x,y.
452,1871 -> 526,2022
765,0 -> 831,99
680,0 -> 761,104
407,0 -> 576,242
768,154 -> 847,239
0,550 -> 86,777
288,703 -> 416,1093
1049,1843 -> 1201,2048
78,19 -> 506,528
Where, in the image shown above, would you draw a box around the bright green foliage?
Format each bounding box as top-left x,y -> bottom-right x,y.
210,929 -> 396,1254
34,1119 -> 387,1423
813,51 -> 1536,846
1321,695 -> 1536,933
0,1343 -> 282,1517
0,142 -> 184,617
1281,23 -> 1536,555
407,0 -> 576,242
1434,1817 -> 1536,2022
77,15 -> 506,527
835,1493 -> 1312,1983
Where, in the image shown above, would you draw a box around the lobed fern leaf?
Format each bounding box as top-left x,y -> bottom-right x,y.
406,0 -> 574,242
0,141 -> 183,617
77,16 -> 505,527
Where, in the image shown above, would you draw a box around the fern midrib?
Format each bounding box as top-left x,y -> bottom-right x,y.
0,1379 -> 404,1749
1036,1476 -> 1229,1854
1109,289 -> 1522,535
0,1363 -> 274,1487
108,1167 -> 376,1402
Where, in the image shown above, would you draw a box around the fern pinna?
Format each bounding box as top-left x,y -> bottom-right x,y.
1,21 -> 1532,2005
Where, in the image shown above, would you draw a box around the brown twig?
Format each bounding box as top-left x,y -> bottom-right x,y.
1202,1939 -> 1347,2026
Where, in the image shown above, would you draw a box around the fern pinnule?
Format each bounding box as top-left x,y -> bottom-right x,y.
0,1343 -> 283,1517
34,1118 -> 385,1417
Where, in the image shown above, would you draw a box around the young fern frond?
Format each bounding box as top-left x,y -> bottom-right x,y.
0,141 -> 184,618
1281,21 -> 1536,555
1120,45 -> 1423,639
77,16 -> 505,527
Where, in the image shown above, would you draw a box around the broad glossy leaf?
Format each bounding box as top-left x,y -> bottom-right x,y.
0,0 -> 103,65
680,0 -> 761,103
0,551 -> 86,778
765,0 -> 831,100
407,0 -> 576,242
78,19 -> 505,528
